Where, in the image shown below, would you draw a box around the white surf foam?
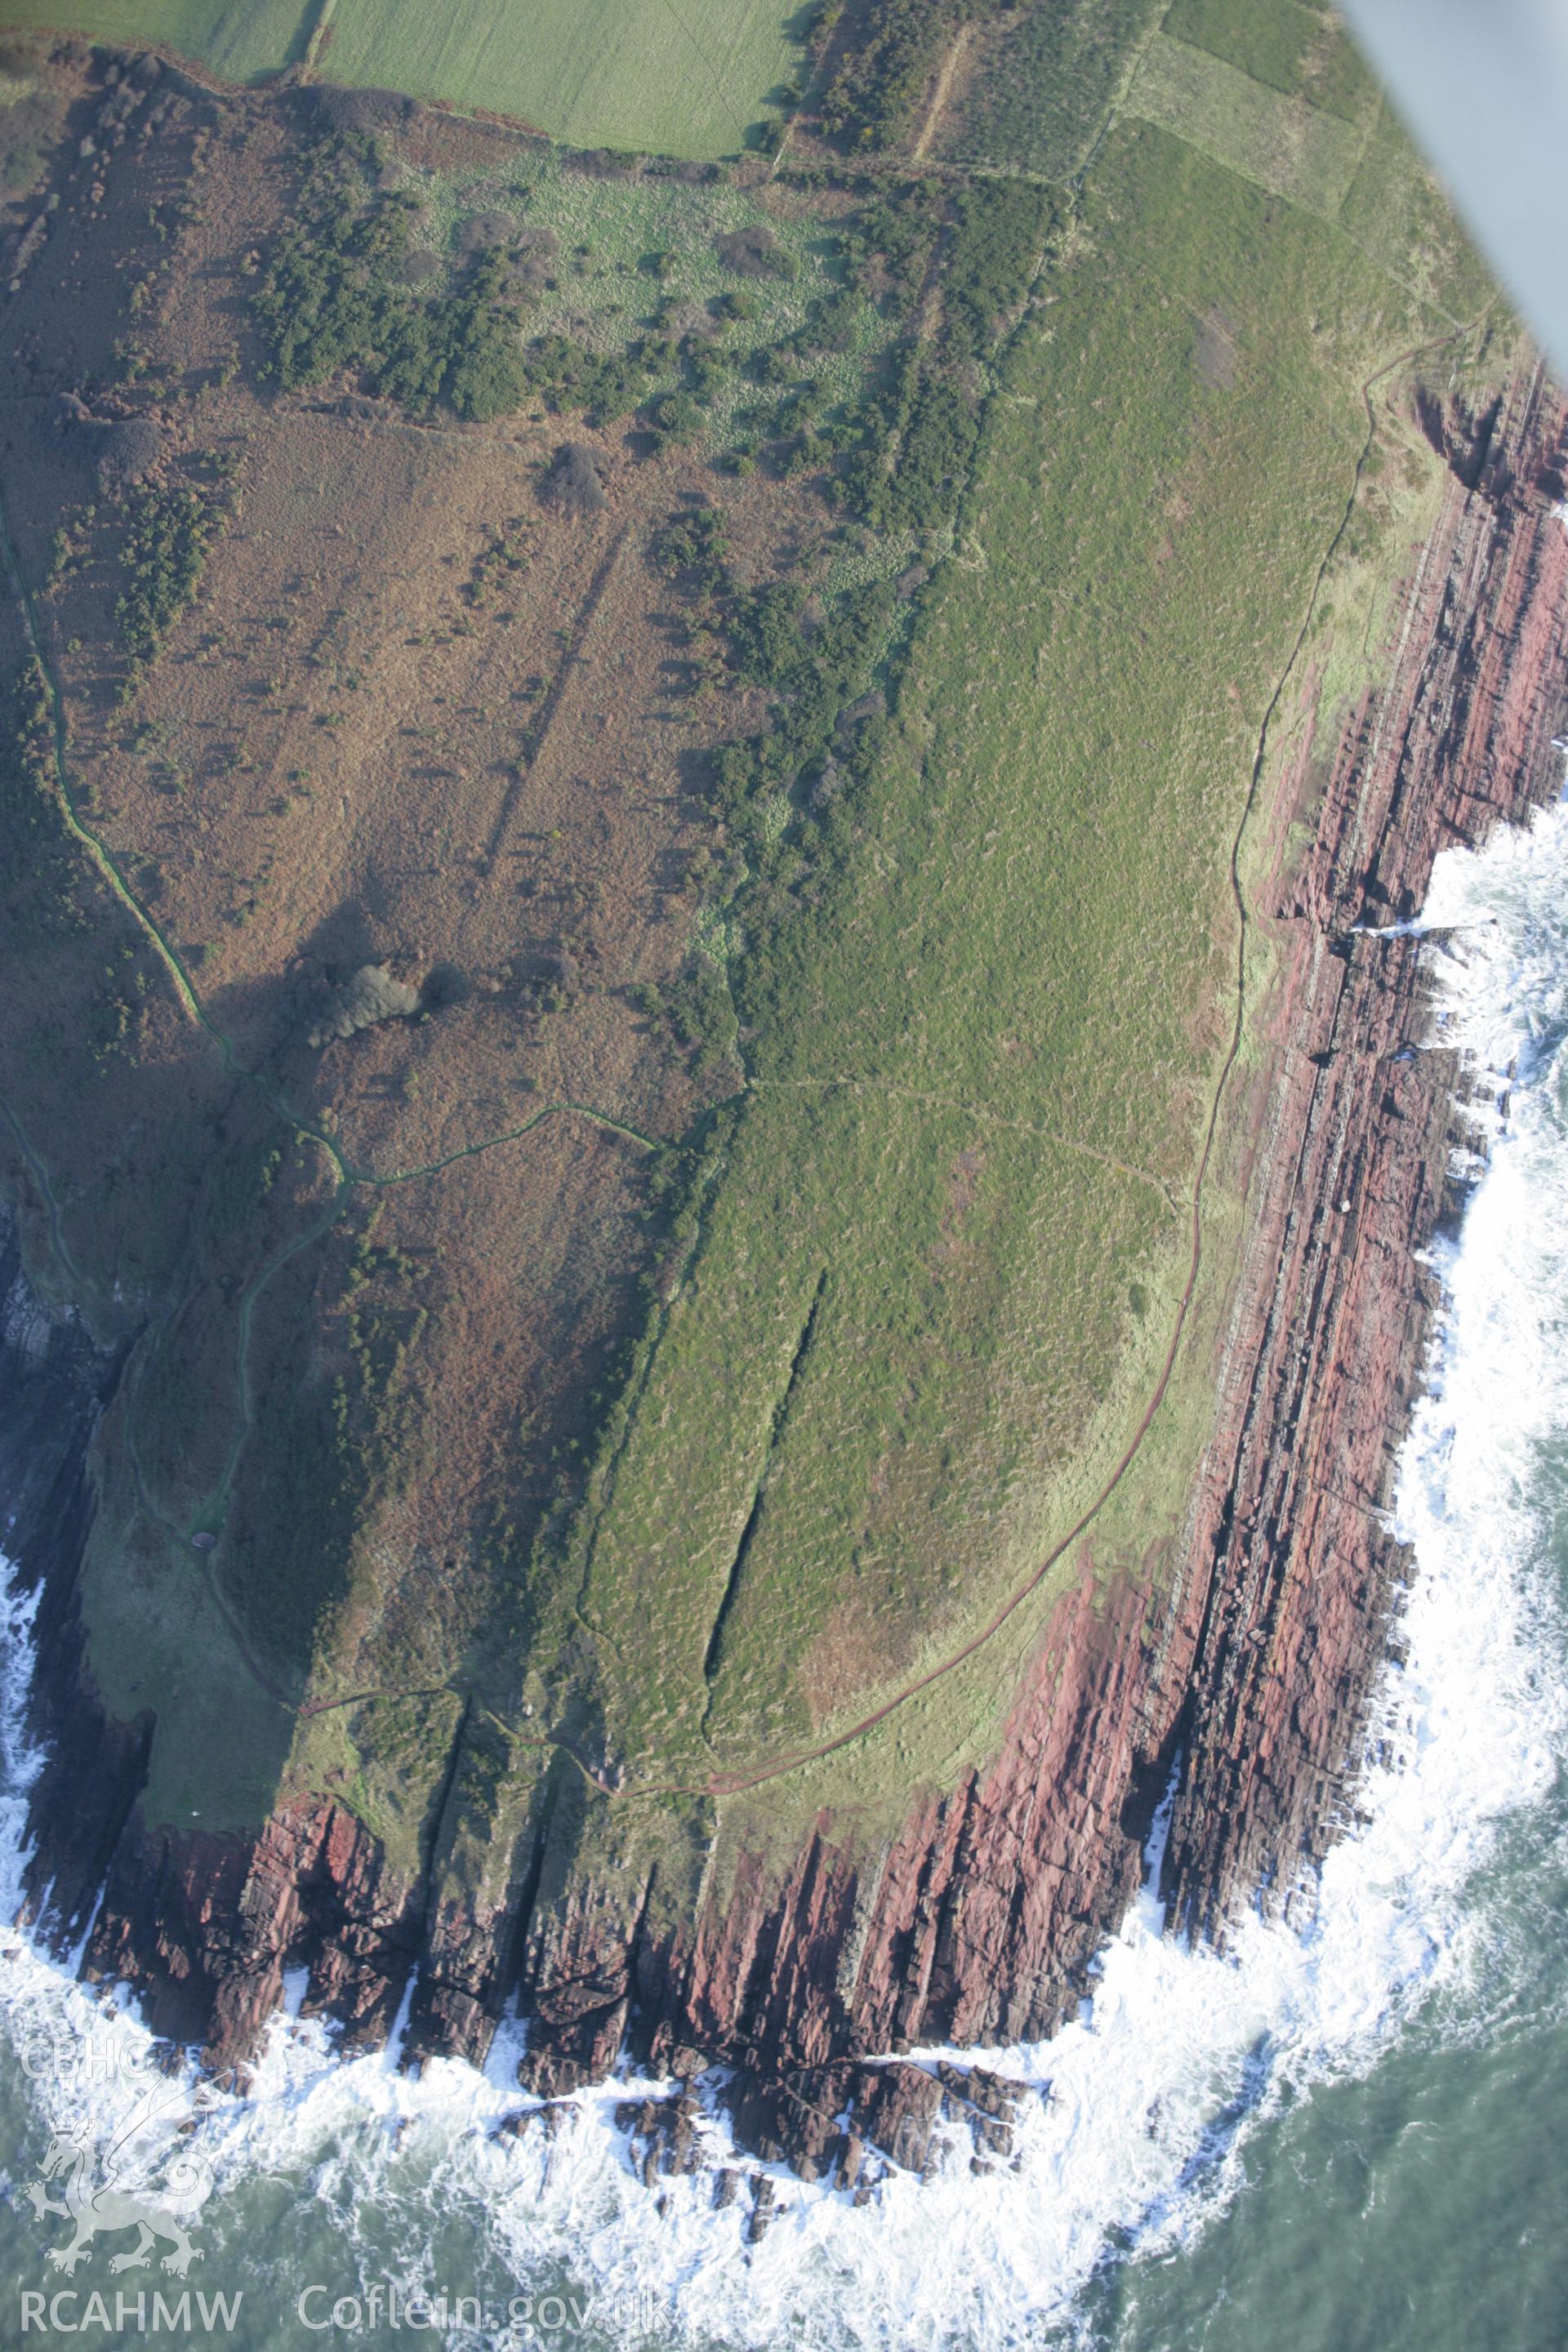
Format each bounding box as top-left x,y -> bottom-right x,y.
3,796 -> 1568,2349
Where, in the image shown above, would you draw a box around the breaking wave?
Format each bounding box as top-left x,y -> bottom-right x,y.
3,790 -> 1568,2349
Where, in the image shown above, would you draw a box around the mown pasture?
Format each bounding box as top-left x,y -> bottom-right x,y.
317,0 -> 799,158
0,0 -> 313,82
0,0 -> 800,158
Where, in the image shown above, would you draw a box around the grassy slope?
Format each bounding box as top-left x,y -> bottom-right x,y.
534,107 -> 1463,1840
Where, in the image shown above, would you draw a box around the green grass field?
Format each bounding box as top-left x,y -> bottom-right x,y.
939,0 -> 1375,189
1164,0 -> 1374,120
0,0 -> 314,81
1127,32 -> 1369,216
0,0 -> 799,156
319,0 -> 797,155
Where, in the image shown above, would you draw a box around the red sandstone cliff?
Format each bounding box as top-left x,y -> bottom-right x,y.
11,362 -> 1568,2188
1165,360 -> 1568,1939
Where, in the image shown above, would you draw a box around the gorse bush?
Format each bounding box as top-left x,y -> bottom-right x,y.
726,581 -> 810,685
825,182 -> 1052,528
648,503 -> 899,920
840,180 -> 946,315
116,483 -> 220,659
941,178 -> 1055,357
650,506 -> 729,596
523,335 -> 650,426
1,661 -> 100,943
833,343 -> 977,529
663,956 -> 739,1073
709,577 -> 897,835
645,386 -> 705,443
251,175 -> 412,384
252,180 -> 531,422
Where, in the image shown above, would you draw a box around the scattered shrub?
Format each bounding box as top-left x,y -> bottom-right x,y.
115,482 -> 219,659
522,335 -> 649,425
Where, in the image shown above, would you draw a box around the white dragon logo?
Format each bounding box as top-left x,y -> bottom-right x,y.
24,2118 -> 209,2278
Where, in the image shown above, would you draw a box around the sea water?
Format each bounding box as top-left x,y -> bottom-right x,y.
2,789 -> 1567,2350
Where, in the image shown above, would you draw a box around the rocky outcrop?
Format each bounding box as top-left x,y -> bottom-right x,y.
79,1797 -> 422,2063
620,1566 -> 1163,2100
7,363 -> 1567,2180
615,2051 -> 1028,2207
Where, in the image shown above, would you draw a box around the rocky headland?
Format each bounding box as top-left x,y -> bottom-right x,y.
5,358 -> 1562,2195
0,37 -> 1561,2201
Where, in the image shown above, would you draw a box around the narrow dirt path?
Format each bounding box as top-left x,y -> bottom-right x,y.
911,24 -> 973,164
